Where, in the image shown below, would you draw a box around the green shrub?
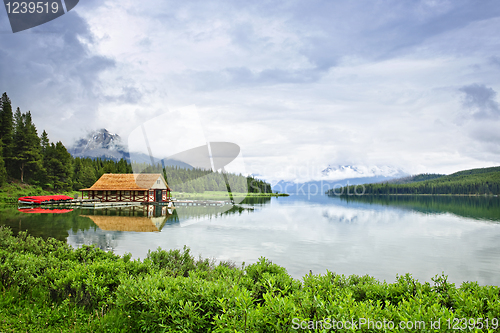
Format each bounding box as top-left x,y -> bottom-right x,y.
116,274 -> 234,332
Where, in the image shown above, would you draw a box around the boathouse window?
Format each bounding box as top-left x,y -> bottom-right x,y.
157,180 -> 160,184
125,191 -> 130,196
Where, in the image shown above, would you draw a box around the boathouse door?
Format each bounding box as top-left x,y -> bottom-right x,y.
155,190 -> 162,202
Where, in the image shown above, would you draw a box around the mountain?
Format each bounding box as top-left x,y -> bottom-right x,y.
271,165 -> 407,194
273,176 -> 398,194
68,129 -> 193,168
68,129 -> 129,161
321,165 -> 406,180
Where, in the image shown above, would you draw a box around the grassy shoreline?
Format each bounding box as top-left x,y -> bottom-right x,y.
0,182 -> 79,204
0,226 -> 499,332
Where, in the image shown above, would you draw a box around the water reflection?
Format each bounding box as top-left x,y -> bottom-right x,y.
239,196 -> 271,205
1,205 -> 95,241
3,194 -> 500,285
174,204 -> 256,227
18,207 -> 74,214
80,205 -> 177,232
333,195 -> 500,222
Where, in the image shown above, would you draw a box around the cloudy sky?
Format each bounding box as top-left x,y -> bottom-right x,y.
1,0 -> 500,182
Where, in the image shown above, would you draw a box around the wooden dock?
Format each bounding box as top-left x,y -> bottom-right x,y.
81,201 -> 143,209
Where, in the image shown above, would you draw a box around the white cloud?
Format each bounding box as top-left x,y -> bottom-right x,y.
2,0 -> 500,181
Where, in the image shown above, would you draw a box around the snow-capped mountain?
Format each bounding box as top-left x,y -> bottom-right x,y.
69,129 -> 129,161
321,165 -> 406,181
270,165 -> 408,194
68,129 -> 193,168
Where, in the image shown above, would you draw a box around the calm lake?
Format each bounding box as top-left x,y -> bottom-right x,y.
3,194 -> 500,286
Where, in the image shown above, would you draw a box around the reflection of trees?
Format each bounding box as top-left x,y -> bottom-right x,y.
174,204 -> 257,221
2,198 -> 268,244
67,228 -> 120,252
336,195 -> 500,221
0,205 -> 95,241
240,196 -> 271,205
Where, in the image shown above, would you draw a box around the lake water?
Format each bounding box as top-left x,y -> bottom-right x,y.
3,194 -> 500,286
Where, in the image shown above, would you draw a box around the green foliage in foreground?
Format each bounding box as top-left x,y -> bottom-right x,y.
1,226 -> 499,332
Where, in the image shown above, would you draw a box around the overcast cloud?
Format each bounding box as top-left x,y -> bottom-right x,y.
1,0 -> 500,182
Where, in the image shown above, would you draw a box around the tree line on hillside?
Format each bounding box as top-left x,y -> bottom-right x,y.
386,173 -> 445,184
327,168 -> 500,196
164,166 -> 272,194
134,163 -> 272,193
0,92 -> 272,194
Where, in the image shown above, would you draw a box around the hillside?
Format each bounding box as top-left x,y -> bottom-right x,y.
327,166 -> 500,196
385,173 -> 445,185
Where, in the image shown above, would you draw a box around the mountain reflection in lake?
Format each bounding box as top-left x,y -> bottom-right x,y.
3,194 -> 500,285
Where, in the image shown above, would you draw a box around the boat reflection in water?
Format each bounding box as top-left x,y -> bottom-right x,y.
80,205 -> 178,233
18,207 -> 74,214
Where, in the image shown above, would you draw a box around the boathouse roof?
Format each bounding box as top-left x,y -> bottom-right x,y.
81,173 -> 172,191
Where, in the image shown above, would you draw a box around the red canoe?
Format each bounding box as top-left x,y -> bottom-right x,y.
18,195 -> 74,205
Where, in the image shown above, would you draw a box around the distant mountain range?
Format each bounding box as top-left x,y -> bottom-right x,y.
68,129 -> 192,168
272,165 -> 408,194
321,164 -> 406,180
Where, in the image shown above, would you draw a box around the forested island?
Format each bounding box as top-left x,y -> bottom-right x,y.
0,92 -> 274,201
327,167 -> 500,196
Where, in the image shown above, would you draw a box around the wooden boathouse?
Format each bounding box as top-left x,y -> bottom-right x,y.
80,173 -> 172,203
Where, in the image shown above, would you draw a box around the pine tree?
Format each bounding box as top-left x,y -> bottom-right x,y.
40,130 -> 49,153
44,141 -> 73,190
72,158 -> 96,190
12,109 -> 43,183
0,140 -> 7,185
0,92 -> 14,177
